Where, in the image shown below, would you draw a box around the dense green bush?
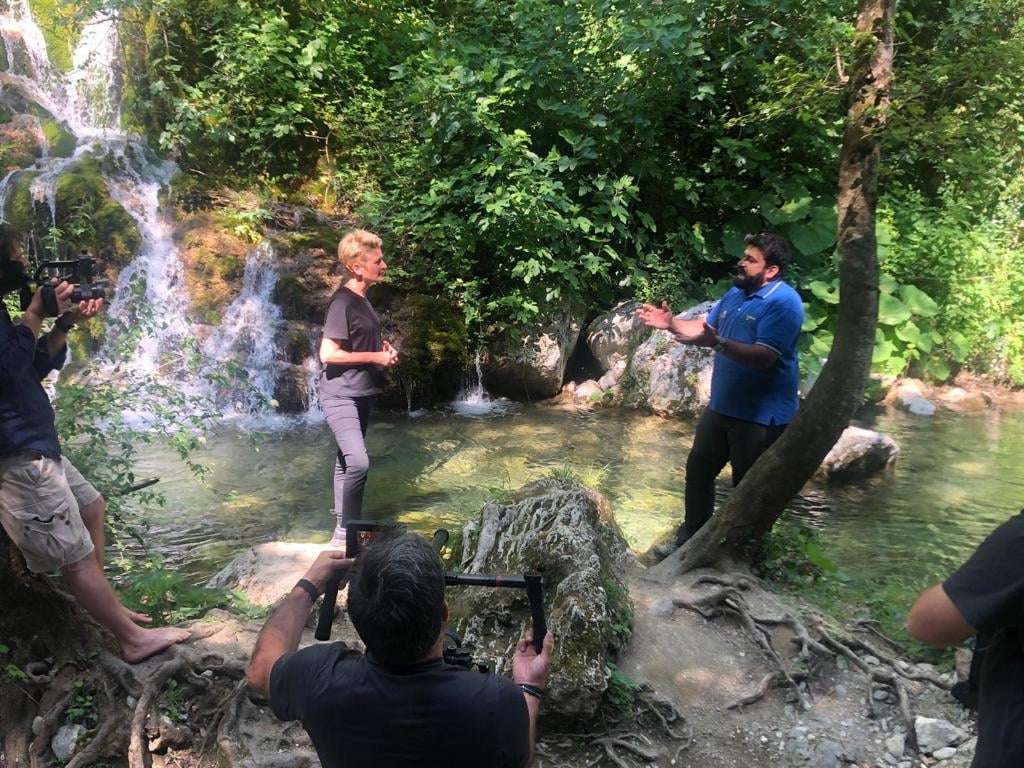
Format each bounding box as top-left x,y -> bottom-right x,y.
99,0 -> 1024,382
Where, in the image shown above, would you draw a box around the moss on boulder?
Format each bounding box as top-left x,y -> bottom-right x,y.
450,479 -> 635,724
388,293 -> 470,407
25,0 -> 80,72
175,210 -> 250,321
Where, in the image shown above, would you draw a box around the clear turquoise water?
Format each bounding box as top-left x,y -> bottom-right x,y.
130,403 -> 1024,594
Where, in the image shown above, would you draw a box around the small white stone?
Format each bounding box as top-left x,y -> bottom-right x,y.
933,746 -> 957,761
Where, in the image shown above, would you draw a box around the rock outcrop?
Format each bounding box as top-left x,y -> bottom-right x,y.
815,427 -> 900,482
623,301 -> 715,417
450,479 -> 634,722
585,301 -> 650,386
483,314 -> 582,400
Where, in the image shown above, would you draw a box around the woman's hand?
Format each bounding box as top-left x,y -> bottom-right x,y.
380,340 -> 399,366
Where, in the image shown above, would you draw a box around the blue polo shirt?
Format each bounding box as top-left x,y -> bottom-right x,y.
0,307 -> 65,459
706,280 -> 803,426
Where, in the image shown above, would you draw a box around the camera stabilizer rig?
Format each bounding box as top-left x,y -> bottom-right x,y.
16,256 -> 110,316
314,523 -> 547,663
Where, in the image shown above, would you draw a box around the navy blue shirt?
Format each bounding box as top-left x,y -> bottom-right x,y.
0,306 -> 65,458
270,643 -> 530,768
706,280 -> 804,426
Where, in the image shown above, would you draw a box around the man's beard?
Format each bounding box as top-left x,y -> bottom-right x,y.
732,269 -> 765,293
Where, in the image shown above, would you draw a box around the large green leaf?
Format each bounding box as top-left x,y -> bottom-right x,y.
808,279 -> 840,304
802,301 -> 828,331
878,293 -> 911,325
899,284 -> 940,317
872,339 -> 895,364
923,357 -> 951,382
809,331 -> 833,357
760,183 -> 812,225
895,320 -> 932,353
948,331 -> 970,363
784,205 -> 836,256
721,214 -> 762,257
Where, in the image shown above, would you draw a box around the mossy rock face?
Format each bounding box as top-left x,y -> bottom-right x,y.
384,293 -> 470,408
25,0 -> 80,72
0,117 -> 44,171
450,479 -> 635,725
176,210 -> 250,321
40,119 -> 75,158
53,157 -> 141,267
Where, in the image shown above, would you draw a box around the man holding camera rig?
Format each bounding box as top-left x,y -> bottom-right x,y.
0,242 -> 191,662
248,532 -> 554,767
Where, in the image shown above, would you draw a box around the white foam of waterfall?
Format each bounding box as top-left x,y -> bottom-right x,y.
451,350 -> 513,417
203,241 -> 283,414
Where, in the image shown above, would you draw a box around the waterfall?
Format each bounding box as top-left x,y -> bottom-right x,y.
202,241 -> 283,414
451,350 -> 512,417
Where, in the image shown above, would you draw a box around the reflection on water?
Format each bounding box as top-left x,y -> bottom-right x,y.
131,404 -> 1024,594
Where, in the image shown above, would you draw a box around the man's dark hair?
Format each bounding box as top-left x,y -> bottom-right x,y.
346,532 -> 445,666
743,231 -> 792,279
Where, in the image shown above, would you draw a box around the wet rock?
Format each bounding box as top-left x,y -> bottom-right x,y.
484,313 -> 582,400
812,739 -> 844,768
273,362 -> 312,413
886,379 -> 937,416
623,301 -> 715,417
451,479 -> 633,723
914,716 -> 967,754
597,359 -> 626,390
814,426 -> 899,482
574,380 -> 603,402
51,724 -> 86,762
585,301 -> 649,374
938,387 -> 991,414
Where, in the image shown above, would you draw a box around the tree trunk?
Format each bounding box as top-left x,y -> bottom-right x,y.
649,0 -> 893,579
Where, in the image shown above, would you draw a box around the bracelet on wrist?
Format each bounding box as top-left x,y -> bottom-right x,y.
517,682 -> 544,700
294,578 -> 320,602
54,314 -> 76,333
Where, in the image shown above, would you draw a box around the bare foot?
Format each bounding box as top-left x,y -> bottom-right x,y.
121,627 -> 192,663
125,609 -> 153,625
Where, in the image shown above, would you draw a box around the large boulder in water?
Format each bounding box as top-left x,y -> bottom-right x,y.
814,426 -> 899,482
623,301 -> 715,417
483,313 -> 582,400
449,479 -> 634,723
585,301 -> 651,383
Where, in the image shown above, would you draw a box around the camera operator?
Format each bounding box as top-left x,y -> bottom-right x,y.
0,244 -> 191,662
247,533 -> 554,767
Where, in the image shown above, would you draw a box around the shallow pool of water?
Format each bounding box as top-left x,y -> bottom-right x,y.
128,403 -> 1024,595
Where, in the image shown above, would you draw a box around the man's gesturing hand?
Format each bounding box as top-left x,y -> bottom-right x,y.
512,629 -> 554,689
636,301 -> 673,330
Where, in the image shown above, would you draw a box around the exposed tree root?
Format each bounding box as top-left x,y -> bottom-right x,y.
669,572 -> 951,758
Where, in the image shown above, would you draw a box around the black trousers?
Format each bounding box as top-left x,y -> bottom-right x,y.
679,407 -> 786,542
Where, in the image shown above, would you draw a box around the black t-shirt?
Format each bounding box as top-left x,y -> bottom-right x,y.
320,287 -> 383,398
944,512 -> 1024,768
269,643 -> 530,768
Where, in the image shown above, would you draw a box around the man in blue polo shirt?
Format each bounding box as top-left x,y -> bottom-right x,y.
638,231 -> 803,557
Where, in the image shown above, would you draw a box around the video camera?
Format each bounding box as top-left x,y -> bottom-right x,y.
314,522 -> 547,666
0,251 -> 110,316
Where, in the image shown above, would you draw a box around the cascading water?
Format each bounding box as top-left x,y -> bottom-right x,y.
202,241 -> 283,414
451,350 -> 512,417
0,2 -> 220,408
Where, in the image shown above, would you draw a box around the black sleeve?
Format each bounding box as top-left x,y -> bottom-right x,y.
322,295 -> 350,342
495,678 -> 531,768
34,333 -> 66,379
269,643 -> 340,722
944,513 -> 1024,633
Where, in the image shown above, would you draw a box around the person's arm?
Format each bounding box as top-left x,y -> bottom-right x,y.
636,302 -> 707,341
247,551 -> 352,697
318,336 -> 395,366
511,630 -> 554,763
702,323 -> 779,369
41,297 -> 104,368
907,584 -> 977,647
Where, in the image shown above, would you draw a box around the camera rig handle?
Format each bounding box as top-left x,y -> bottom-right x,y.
444,570 -> 547,654
315,573 -> 343,641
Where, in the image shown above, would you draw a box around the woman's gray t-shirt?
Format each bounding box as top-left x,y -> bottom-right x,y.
320,286 -> 383,398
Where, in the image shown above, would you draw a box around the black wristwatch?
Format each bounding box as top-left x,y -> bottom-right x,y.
713,339 -> 728,354
54,314 -> 76,334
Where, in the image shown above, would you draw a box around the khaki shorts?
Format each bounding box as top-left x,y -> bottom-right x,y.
0,454 -> 99,573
